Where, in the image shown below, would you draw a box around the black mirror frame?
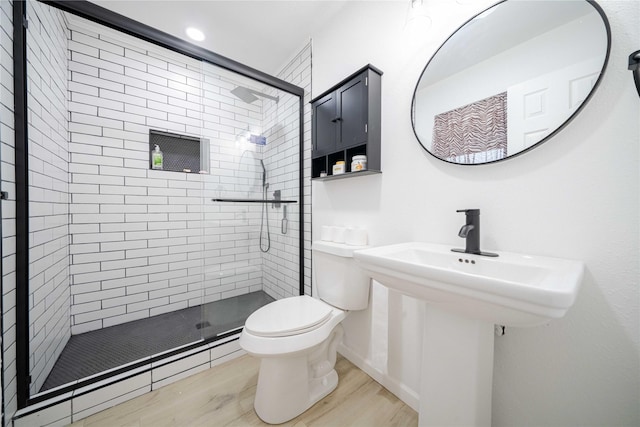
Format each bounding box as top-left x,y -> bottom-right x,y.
411,0 -> 612,166
629,50 -> 640,98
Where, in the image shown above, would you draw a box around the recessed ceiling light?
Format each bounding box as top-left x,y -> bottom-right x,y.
185,27 -> 205,42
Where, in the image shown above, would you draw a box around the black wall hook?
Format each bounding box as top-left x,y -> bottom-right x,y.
629,50 -> 640,98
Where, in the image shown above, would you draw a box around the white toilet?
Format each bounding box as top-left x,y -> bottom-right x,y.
239,240 -> 370,424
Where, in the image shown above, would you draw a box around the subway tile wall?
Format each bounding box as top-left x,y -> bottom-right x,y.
282,43 -> 312,297
26,0 -> 72,397
1,0 -> 17,421
199,62 -> 266,310
261,44 -> 312,299
287,43 -> 313,297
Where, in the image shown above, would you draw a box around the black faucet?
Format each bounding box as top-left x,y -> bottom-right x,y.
452,209 -> 498,257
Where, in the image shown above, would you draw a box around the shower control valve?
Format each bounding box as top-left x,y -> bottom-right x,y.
272,190 -> 281,209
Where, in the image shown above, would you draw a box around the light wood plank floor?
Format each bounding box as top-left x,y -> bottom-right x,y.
70,354 -> 418,427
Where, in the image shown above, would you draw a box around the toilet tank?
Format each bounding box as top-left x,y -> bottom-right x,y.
312,241 -> 370,311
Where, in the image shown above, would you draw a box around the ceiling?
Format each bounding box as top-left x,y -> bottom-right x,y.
89,1 -> 351,75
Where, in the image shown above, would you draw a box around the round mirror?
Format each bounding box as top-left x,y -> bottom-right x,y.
411,0 -> 610,165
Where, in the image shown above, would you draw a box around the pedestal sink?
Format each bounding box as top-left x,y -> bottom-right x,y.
353,242 -> 584,427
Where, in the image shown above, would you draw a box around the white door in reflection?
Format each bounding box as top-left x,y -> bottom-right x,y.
507,57 -> 601,155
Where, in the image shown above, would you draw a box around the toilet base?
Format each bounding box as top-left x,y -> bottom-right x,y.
253,324 -> 343,424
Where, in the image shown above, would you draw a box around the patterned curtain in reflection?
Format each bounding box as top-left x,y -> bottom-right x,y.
433,92 -> 507,164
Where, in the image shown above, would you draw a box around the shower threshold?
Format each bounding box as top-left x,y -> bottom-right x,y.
39,290 -> 274,392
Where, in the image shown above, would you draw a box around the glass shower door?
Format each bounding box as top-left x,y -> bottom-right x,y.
199,62 -> 302,340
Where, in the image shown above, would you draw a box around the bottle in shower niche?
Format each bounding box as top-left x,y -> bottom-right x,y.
151,144 -> 163,170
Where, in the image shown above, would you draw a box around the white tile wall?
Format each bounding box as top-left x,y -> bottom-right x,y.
72,371 -> 152,418
0,0 -> 17,422
26,0 -> 71,396
262,42 -> 312,299
13,399 -> 72,427
67,26 -> 199,331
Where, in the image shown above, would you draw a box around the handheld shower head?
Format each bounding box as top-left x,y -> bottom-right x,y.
260,160 -> 267,188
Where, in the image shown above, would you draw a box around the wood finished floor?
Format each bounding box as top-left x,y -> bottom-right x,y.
70,354 -> 418,427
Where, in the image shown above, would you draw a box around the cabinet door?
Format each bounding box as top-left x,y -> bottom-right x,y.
337,72 -> 368,149
312,92 -> 338,156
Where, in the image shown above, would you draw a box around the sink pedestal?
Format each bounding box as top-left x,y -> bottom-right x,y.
353,242 -> 584,426
420,305 -> 494,427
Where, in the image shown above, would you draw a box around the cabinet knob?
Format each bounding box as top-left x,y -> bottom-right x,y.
331,117 -> 342,123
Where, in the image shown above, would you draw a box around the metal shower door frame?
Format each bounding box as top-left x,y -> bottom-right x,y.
12,0 -> 305,409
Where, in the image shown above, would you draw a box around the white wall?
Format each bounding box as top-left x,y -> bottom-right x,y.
26,0 -> 71,395
311,1 -> 639,425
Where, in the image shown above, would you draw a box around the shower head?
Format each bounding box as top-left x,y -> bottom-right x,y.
231,86 -> 279,104
231,86 -> 258,103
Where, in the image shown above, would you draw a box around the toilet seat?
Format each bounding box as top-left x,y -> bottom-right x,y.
240,296 -> 347,357
245,295 -> 333,337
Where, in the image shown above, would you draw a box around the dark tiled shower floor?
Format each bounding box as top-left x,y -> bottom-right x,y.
40,291 -> 274,392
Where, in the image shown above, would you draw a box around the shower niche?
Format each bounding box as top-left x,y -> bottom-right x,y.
148,130 -> 210,174
16,0 -> 305,411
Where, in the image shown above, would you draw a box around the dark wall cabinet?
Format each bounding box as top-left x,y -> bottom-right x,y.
311,65 -> 382,180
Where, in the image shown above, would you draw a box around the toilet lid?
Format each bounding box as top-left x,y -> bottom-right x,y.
245,295 -> 333,337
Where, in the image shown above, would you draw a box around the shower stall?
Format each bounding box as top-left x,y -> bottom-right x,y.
13,0 -> 305,408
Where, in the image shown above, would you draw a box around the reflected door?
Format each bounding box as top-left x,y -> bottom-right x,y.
507,57 -> 601,155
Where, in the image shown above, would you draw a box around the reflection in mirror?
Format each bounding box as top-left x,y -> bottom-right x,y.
412,0 -> 610,165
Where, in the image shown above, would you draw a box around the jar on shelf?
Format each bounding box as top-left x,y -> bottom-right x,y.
332,161 -> 345,175
351,155 -> 367,172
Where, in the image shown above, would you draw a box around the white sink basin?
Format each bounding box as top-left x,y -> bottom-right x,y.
354,242 -> 584,327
